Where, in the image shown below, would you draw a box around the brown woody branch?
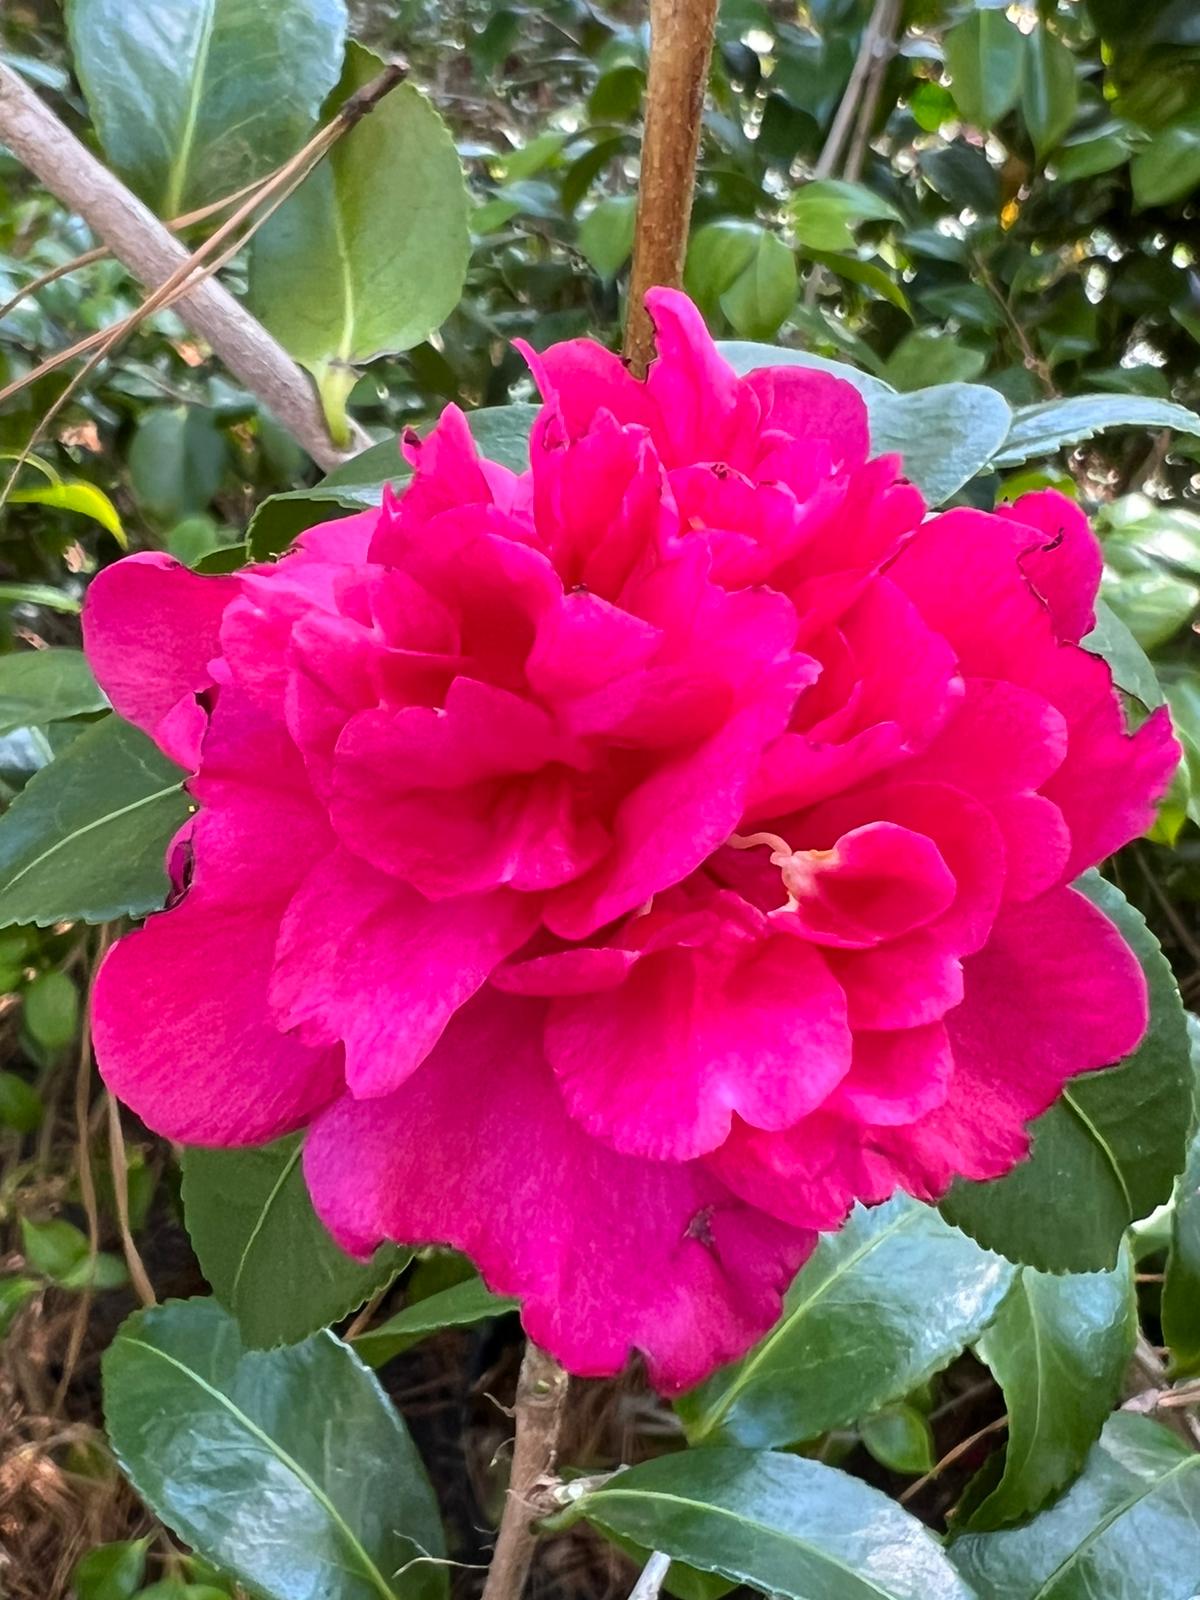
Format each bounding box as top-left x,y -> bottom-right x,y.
623,0 -> 720,376
480,1342 -> 570,1600
0,63 -> 379,470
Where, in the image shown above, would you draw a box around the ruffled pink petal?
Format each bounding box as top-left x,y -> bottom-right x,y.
545,922 -> 851,1160
828,1024 -> 953,1125
741,364 -> 869,471
93,890 -> 342,1146
789,779 -> 1006,958
776,822 -> 957,949
643,287 -> 753,464
270,847 -> 540,1098
828,934 -> 965,1030
890,510 -> 1179,874
1000,489 -> 1102,644
82,552 -> 239,768
706,1110 -> 892,1232
545,693 -> 799,939
877,883 -> 1149,1196
303,991 -> 813,1392
910,678 -> 1068,797
93,696 -> 340,1144
331,682 -> 607,899
530,411 -> 674,599
522,338 -> 656,440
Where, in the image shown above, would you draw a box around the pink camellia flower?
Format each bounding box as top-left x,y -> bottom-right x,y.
84,290 -> 1177,1391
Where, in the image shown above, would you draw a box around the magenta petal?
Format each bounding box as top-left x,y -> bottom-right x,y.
93,891 -> 341,1145
829,1024 -> 953,1125
829,934 -> 964,1030
878,883 -> 1149,1197
271,848 -> 538,1099
546,928 -> 851,1160
82,552 -> 239,768
524,337 -> 656,439
1001,490 -> 1103,644
643,287 -> 750,463
779,822 -> 957,949
546,686 -> 803,939
303,992 -> 813,1392
742,364 -> 869,470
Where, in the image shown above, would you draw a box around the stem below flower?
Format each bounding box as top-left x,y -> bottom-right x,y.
480,1341 -> 571,1600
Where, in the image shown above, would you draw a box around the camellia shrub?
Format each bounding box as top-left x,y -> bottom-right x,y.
5,3 -> 1200,1600
85,291 -> 1178,1394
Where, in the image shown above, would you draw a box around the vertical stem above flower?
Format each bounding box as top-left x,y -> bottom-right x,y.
623,0 -> 720,376
480,1341 -> 571,1600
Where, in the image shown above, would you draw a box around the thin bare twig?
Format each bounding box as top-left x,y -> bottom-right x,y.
844,0 -> 901,182
0,126 -> 362,509
624,0 -> 720,375
815,0 -> 898,182
1125,1334 -> 1200,1450
803,0 -> 900,310
52,927 -> 111,1414
973,248 -> 1056,398
0,61 -> 400,468
0,168 -> 283,324
480,1342 -> 570,1600
898,1414 -> 1009,1505
628,1551 -> 672,1600
106,1094 -> 155,1309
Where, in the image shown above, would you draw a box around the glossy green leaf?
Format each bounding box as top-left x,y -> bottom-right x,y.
249,42 -> 470,435
578,195 -> 637,280
0,648 -> 107,736
964,1252 -> 1137,1529
993,395 -> 1200,466
103,1299 -> 446,1600
353,1275 -> 518,1367
1162,1017 -> 1200,1375
789,179 -> 901,252
677,1195 -> 1014,1448
0,583 -> 82,615
72,1539 -> 150,1600
0,1070 -> 42,1133
883,331 -> 987,392
182,1134 -> 407,1348
1132,117 -> 1200,208
67,0 -> 348,214
0,715 -> 188,928
1021,27 -> 1078,160
129,408 -> 229,522
861,1405 -> 936,1477
23,969 -> 79,1051
951,1414 -> 1200,1599
870,383 -> 1011,504
942,875 -> 1193,1271
556,1449 -> 975,1600
720,231 -> 797,340
686,222 -> 797,340
0,1274 -> 40,1337
246,403 -> 538,558
943,10 -> 1025,130
910,82 -> 956,134
20,1216 -> 127,1290
1082,597 -> 1165,710
9,477 -> 125,542
1053,132 -> 1130,183
1102,566 -> 1199,651
806,250 -> 911,315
